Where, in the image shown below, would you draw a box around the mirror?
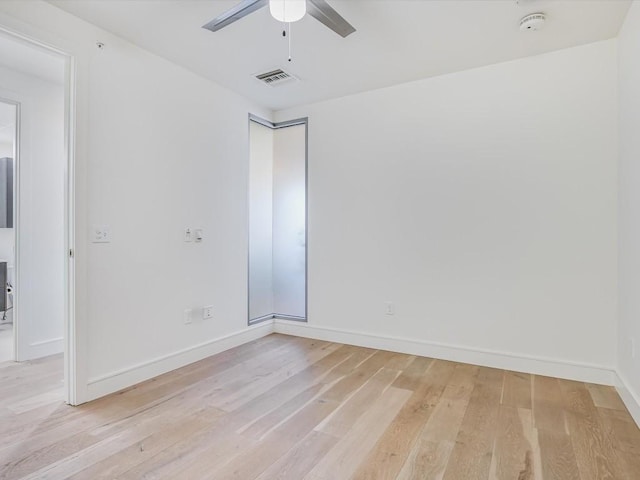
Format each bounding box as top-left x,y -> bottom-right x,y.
0,157 -> 13,228
0,101 -> 15,229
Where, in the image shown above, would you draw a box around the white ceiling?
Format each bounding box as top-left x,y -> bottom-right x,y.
49,0 -> 631,111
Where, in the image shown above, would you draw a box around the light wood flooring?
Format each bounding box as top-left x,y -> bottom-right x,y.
1,334 -> 639,479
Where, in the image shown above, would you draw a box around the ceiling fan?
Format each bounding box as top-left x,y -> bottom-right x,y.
202,0 -> 356,38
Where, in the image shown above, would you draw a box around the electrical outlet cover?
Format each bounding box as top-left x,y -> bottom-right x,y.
385,302 -> 395,315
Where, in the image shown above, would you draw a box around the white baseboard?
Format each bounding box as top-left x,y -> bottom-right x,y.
21,336 -> 64,361
85,323 -> 274,402
273,320 -> 615,386
615,372 -> 640,427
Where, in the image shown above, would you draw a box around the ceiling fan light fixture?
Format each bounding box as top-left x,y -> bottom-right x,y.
269,0 -> 306,23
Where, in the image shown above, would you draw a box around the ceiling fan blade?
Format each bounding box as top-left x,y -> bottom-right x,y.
307,0 -> 356,38
202,0 -> 268,32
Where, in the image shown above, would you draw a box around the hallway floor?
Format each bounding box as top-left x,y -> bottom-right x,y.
0,322 -> 12,363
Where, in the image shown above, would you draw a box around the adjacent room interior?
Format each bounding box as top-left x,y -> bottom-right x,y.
0,29 -> 67,402
0,100 -> 15,363
1,0 -> 640,478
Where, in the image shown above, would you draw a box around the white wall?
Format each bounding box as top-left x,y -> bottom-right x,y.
0,143 -> 11,157
249,121 -> 274,321
276,40 -> 618,381
272,124 -> 306,318
0,0 -> 272,402
0,230 -> 12,267
0,60 -> 65,360
617,1 -> 640,423
84,24 -> 273,391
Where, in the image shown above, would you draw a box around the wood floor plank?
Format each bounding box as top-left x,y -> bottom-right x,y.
395,365 -> 476,480
559,380 -> 628,480
209,340 -> 339,411
174,389 -> 342,479
419,364 -> 477,444
303,386 -> 412,480
351,360 -> 457,480
67,408 -> 223,479
537,430 -> 581,480
320,350 -> 403,404
597,406 -> 640,475
501,371 -> 532,409
488,406 -> 536,480
441,367 -> 504,480
532,375 -> 568,435
233,344 -> 357,434
392,356 -> 434,391
1,335 -> 639,480
315,367 -> 399,438
254,431 -> 336,480
586,384 -> 627,411
396,440 -> 454,480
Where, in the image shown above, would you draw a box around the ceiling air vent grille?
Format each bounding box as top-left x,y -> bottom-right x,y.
255,69 -> 297,87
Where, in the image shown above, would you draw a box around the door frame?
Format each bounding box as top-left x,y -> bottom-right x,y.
0,26 -> 77,405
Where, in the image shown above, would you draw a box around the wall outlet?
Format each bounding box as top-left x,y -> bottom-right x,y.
385,302 -> 395,316
183,309 -> 192,324
92,225 -> 111,243
195,229 -> 204,243
203,305 -> 214,320
184,228 -> 193,242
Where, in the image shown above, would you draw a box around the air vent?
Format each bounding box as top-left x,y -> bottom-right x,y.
255,69 -> 297,87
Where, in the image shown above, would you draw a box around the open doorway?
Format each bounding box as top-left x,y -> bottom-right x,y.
248,115 -> 308,325
0,100 -> 15,362
0,29 -> 73,401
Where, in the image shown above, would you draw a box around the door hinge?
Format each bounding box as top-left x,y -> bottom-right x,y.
69,249 -> 74,258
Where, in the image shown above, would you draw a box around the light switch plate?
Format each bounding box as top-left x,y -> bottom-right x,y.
92,225 -> 111,243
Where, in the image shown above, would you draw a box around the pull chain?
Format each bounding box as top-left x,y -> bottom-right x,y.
279,2 -> 293,62
288,22 -> 292,62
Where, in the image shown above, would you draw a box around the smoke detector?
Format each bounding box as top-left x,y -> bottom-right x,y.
519,13 -> 546,31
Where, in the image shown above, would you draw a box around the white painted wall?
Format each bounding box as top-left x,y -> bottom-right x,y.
272,124 -> 306,318
0,1 -> 272,402
84,25 -> 273,389
276,40 -> 618,376
617,2 -> 640,422
249,121 -> 274,321
0,60 -> 65,360
0,229 -> 13,268
0,143 -> 11,157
